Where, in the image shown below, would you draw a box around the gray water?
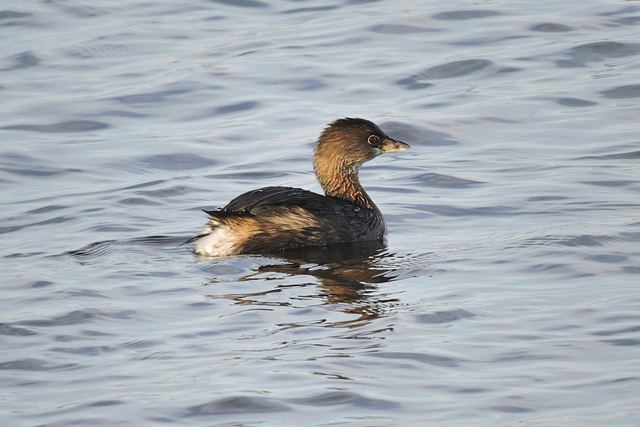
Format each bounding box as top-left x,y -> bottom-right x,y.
2,0 -> 640,425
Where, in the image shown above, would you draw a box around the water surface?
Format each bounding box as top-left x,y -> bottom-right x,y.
2,0 -> 639,426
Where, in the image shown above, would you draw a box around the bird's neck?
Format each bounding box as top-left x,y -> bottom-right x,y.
314,161 -> 377,210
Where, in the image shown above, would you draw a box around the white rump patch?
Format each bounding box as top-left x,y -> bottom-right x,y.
193,224 -> 237,257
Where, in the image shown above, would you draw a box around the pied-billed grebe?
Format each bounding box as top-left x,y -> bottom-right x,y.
190,118 -> 410,256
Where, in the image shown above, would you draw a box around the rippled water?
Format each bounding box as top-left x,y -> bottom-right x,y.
2,1 -> 640,425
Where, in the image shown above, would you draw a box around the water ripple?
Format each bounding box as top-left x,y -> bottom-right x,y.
213,101 -> 260,115
0,324 -> 37,336
416,308 -> 476,324
558,41 -> 640,67
366,351 -> 462,368
600,84 -> 640,99
0,359 -> 77,371
141,153 -> 216,171
187,395 -> 288,416
371,24 -> 437,34
529,23 -> 573,32
0,11 -> 32,22
2,51 -> 39,70
412,172 -> 482,188
114,90 -> 190,106
397,59 -> 492,88
432,10 -> 502,20
557,97 -> 598,107
211,0 -> 269,8
2,120 -> 108,133
291,391 -> 399,409
17,309 -> 134,327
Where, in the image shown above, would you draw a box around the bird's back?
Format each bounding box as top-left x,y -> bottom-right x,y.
193,186 -> 385,256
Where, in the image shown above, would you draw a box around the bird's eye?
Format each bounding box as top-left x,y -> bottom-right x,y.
367,135 -> 380,147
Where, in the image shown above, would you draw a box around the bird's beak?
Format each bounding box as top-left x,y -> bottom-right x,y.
380,138 -> 410,153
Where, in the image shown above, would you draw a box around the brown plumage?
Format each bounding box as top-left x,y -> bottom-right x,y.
190,118 -> 410,256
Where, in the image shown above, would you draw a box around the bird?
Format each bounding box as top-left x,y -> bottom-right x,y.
189,117 -> 410,256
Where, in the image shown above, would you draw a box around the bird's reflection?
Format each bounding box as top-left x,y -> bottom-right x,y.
204,241 -> 401,327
